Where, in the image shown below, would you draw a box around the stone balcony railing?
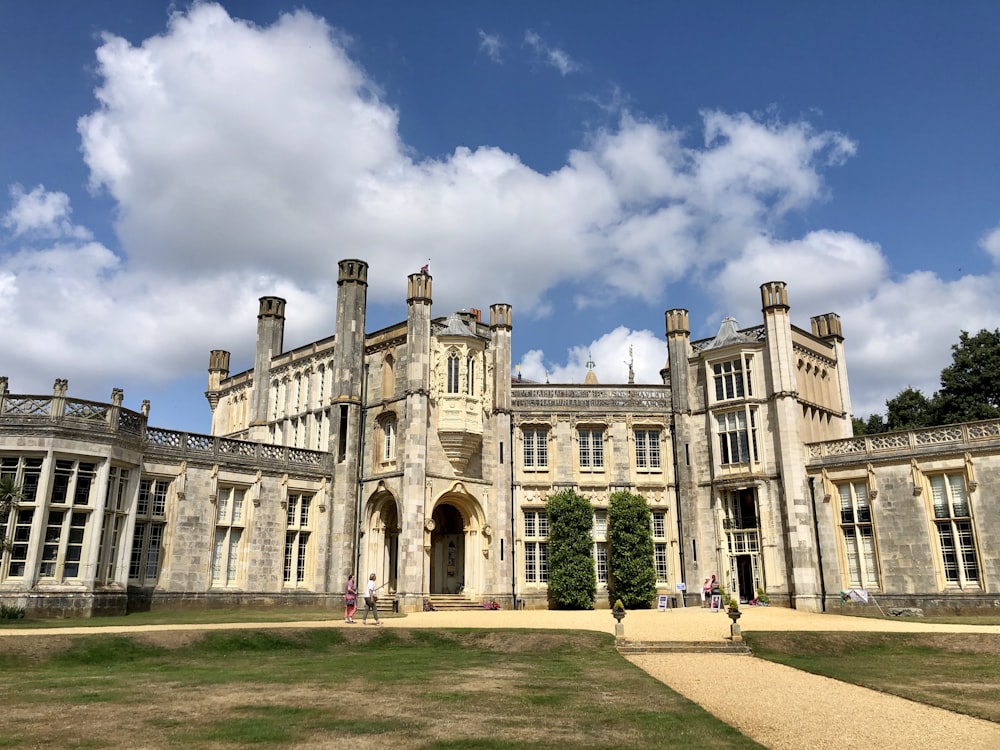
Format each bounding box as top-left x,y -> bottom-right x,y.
145,427 -> 330,469
0,386 -> 330,472
0,390 -> 146,436
806,419 -> 1000,463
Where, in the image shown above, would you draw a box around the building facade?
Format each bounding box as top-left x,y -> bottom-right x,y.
2,258 -> 998,617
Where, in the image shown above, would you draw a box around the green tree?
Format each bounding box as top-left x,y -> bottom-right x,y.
855,328 -> 1000,432
885,387 -> 936,431
852,414 -> 886,436
0,475 -> 24,552
934,328 -> 1000,424
607,490 -> 657,609
545,489 -> 596,609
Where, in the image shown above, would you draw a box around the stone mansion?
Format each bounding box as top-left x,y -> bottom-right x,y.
2,259 -> 999,617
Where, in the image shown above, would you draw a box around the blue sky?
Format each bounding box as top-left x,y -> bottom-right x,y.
2,1 -> 999,433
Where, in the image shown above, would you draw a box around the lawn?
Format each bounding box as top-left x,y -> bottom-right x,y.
0,627 -> 763,749
0,606 -> 344,630
744,631 -> 1000,723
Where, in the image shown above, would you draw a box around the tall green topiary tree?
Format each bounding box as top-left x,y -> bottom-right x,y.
607,490 -> 657,608
545,488 -> 596,609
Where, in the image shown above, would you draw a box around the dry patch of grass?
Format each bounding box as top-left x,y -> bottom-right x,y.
1,627 -> 763,749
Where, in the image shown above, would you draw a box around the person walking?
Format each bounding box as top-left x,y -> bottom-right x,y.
344,573 -> 358,623
701,578 -> 711,607
363,572 -> 382,625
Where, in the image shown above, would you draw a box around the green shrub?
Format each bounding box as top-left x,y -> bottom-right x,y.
545,489 -> 596,609
607,491 -> 657,609
0,604 -> 25,620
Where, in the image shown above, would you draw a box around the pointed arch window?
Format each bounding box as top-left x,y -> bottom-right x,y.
382,354 -> 395,398
447,351 -> 460,394
466,355 -> 476,394
380,415 -> 397,465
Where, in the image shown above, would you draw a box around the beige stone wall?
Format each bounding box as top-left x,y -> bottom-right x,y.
808,421 -> 1000,610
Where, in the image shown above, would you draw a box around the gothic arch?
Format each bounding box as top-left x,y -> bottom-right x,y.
362,485 -> 401,594
426,483 -> 489,596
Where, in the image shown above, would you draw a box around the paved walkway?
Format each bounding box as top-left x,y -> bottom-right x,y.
4,605 -> 1000,748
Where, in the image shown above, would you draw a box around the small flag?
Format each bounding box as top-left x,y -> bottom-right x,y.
840,589 -> 868,603
420,263 -> 429,274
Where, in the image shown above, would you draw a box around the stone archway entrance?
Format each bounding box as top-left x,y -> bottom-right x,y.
366,493 -> 400,594
429,503 -> 465,594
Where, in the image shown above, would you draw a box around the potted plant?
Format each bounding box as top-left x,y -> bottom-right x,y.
611,599 -> 626,623
719,585 -> 741,621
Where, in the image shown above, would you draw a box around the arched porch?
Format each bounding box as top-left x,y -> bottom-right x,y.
425,484 -> 488,598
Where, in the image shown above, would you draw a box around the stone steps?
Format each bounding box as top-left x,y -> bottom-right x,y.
616,640 -> 752,655
428,595 -> 485,611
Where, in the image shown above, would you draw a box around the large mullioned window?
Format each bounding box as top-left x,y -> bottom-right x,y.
716,410 -> 758,465
284,493 -> 313,585
651,510 -> 669,582
837,481 -> 879,589
635,428 -> 661,471
212,486 -> 247,586
713,356 -> 753,401
523,510 -> 549,584
130,478 -> 169,585
930,473 -> 979,588
1,456 -> 43,578
593,509 -> 608,585
522,428 -> 548,469
40,460 -> 96,580
96,465 -> 132,584
578,428 -> 605,470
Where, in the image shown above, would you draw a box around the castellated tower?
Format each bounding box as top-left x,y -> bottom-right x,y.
489,303 -> 514,599
328,259 -> 369,584
810,312 -> 853,438
664,308 -> 693,588
393,270 -> 433,610
760,281 -> 821,611
205,349 -> 231,434
246,296 -> 286,441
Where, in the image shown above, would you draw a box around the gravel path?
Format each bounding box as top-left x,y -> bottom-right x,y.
629,652 -> 1000,749
5,605 -> 1000,748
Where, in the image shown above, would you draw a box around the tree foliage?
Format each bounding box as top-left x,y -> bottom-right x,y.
885,387 -> 936,432
607,490 -> 657,609
934,329 -> 1000,423
852,414 -> 885,436
545,489 -> 596,609
854,328 -> 1000,434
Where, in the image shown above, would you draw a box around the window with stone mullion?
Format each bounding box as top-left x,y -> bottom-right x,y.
284,493 -> 312,585
635,429 -> 661,470
838,481 -> 879,588
579,428 -> 604,469
522,428 -> 548,468
212,486 -> 246,586
130,478 -> 169,584
930,474 -> 979,586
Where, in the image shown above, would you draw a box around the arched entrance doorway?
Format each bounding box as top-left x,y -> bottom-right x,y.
429,503 -> 465,594
365,492 -> 400,594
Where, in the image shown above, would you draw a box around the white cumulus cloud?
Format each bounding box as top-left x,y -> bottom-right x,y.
3,1 -> 996,431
